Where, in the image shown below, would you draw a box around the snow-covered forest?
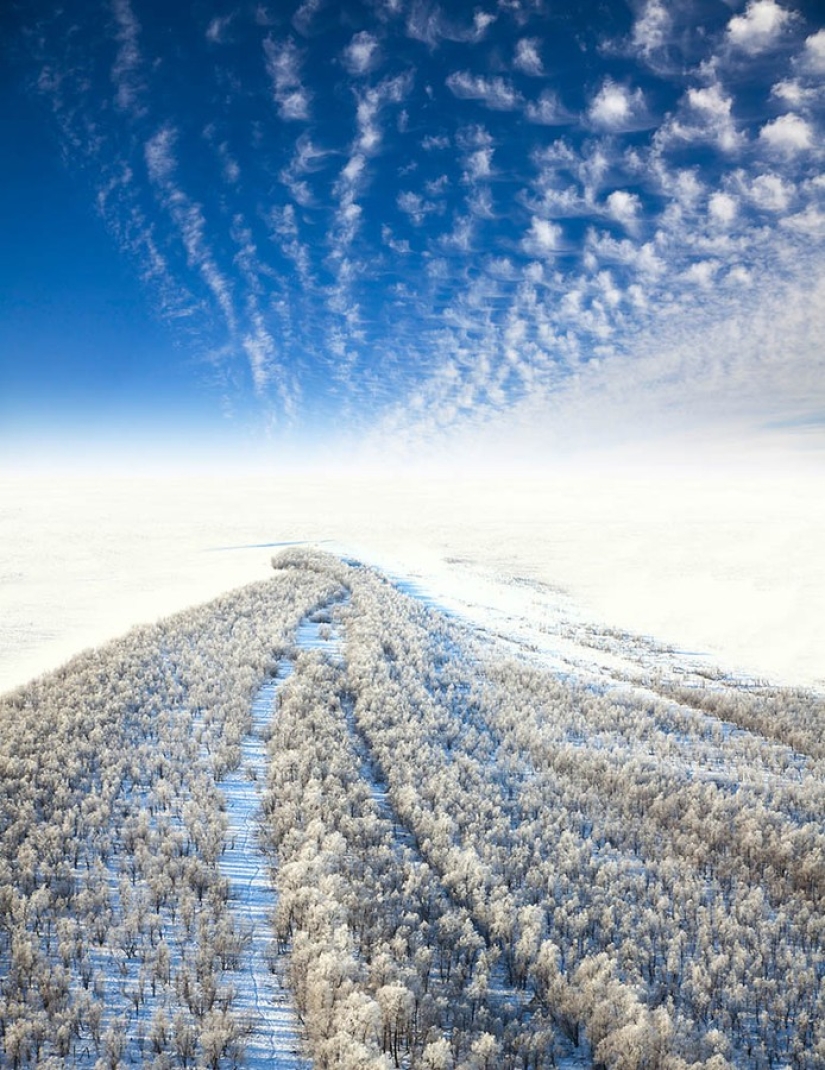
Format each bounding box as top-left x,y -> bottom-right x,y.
1,550 -> 823,1069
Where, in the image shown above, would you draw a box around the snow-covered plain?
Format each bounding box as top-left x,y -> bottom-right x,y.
1,465 -> 823,694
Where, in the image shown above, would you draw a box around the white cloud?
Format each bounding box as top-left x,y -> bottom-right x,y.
330,154 -> 367,256
337,153 -> 366,192
780,204 -> 825,237
606,190 -> 641,230
269,203 -> 298,239
725,265 -> 752,287
659,82 -> 743,153
472,12 -> 496,40
382,225 -> 412,255
264,37 -> 311,121
456,124 -> 493,151
242,311 -> 277,396
514,38 -> 543,76
708,191 -> 738,226
446,72 -> 523,111
406,4 -> 496,47
747,172 -> 793,212
521,217 -> 563,258
206,15 -> 233,44
144,124 -> 177,183
355,72 -> 414,155
291,0 -> 322,35
726,0 -> 791,55
269,205 -> 313,283
771,78 -> 820,108
630,0 -> 671,61
800,29 -> 825,73
279,133 -> 330,206
145,126 -> 237,334
343,31 -> 380,75
219,144 -> 240,185
467,187 -> 494,219
397,190 -> 438,225
463,147 -> 493,182
759,113 -> 813,154
670,168 -> 704,210
588,80 -> 648,131
525,90 -> 572,125
586,230 -> 665,278
440,214 -> 475,253
111,0 -> 144,115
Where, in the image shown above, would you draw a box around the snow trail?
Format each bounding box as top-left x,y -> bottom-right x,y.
217,675 -> 310,1070
213,593 -> 350,1068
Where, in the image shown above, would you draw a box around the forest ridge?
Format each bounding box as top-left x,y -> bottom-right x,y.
0,550 -> 823,1069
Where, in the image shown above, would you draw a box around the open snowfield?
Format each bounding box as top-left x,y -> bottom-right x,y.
1,466 -> 823,695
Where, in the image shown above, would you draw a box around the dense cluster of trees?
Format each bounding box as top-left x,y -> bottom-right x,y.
329,562 -> 825,1068
264,650 -> 555,1070
1,547 -> 823,1069
0,560 -> 343,1067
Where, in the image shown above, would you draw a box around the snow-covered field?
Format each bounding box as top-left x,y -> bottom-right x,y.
1,547 -> 823,1066
1,466 -> 823,694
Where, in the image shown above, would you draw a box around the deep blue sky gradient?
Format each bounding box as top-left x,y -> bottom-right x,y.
2,0 -> 824,465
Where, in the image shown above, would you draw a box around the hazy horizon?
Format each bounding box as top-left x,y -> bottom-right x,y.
2,461 -> 823,698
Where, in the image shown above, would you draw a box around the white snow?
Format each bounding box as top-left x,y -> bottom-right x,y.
216,676 -> 310,1070
1,466 -> 823,694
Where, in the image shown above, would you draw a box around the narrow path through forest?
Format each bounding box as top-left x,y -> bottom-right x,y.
216,673 -> 309,1070
215,596 -> 349,1069
215,594 -> 350,1070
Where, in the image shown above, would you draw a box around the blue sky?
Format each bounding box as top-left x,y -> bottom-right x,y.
2,0 -> 824,469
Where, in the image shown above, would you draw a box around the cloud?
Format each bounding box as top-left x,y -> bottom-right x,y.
263,37 -> 311,121
771,78 -> 821,109
630,0 -> 671,62
463,146 -> 494,182
658,82 -> 744,153
521,217 -> 563,258
748,172 -> 794,212
513,38 -> 543,76
206,14 -> 234,44
406,4 -> 497,48
111,0 -> 145,115
144,124 -> 177,184
524,138 -> 624,216
524,90 -> 573,125
355,72 -> 415,154
446,72 -> 523,111
382,224 -> 412,255
439,214 -> 475,253
726,0 -> 792,55
291,0 -> 323,35
243,325 -> 273,394
606,190 -> 642,230
800,29 -> 825,74
343,31 -> 381,75
397,190 -> 439,225
218,144 -> 240,185
144,125 -> 237,333
587,80 -> 648,132
279,133 -> 332,204
759,113 -> 813,154
268,205 -> 313,283
708,191 -> 737,226
780,204 -> 825,238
